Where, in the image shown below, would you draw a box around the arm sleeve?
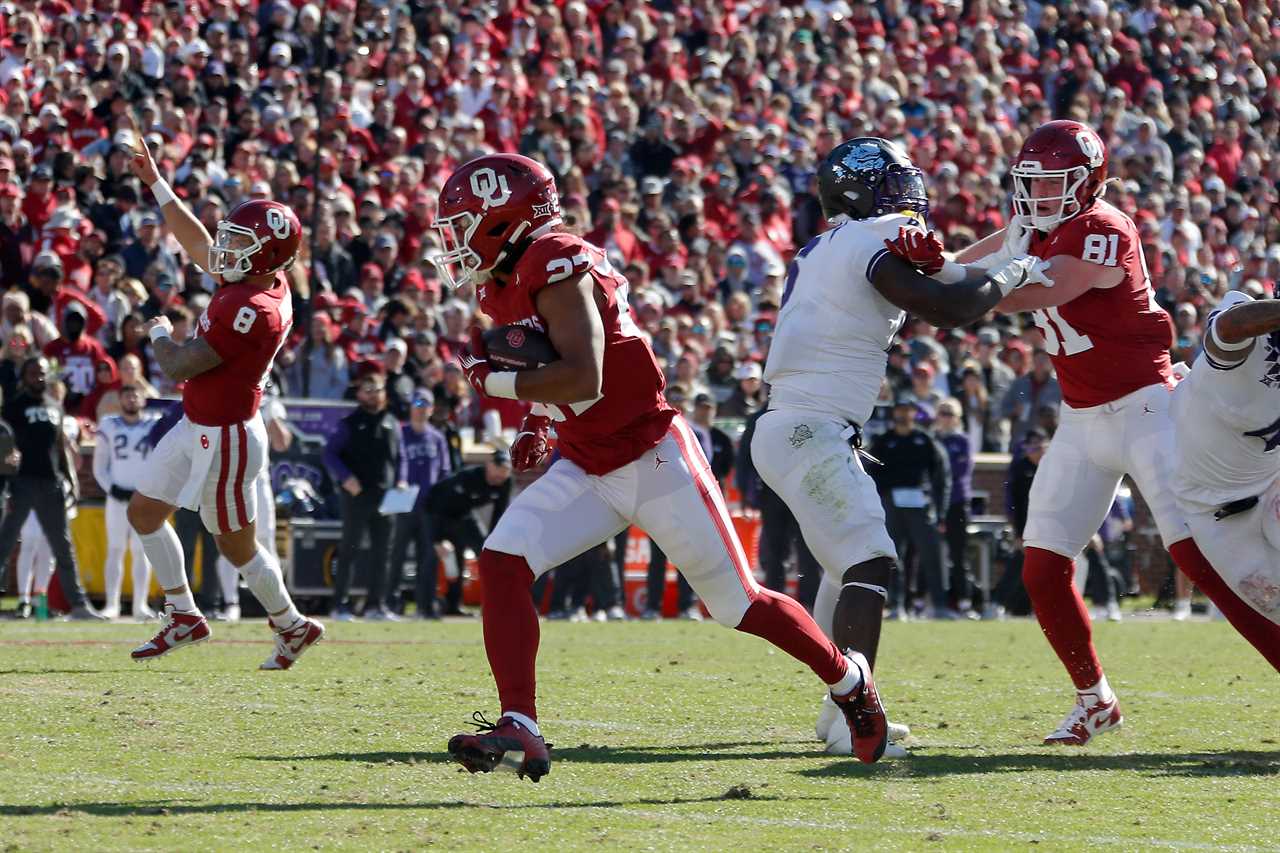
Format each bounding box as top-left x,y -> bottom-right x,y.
92,426 -> 112,492
322,421 -> 353,483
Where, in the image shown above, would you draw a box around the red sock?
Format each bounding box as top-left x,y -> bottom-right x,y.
1168,539 -> 1280,673
736,587 -> 848,685
1022,547 -> 1103,689
478,549 -> 540,720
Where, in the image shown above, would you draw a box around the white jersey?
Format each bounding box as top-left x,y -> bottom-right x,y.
764,213 -> 909,425
93,412 -> 161,493
1172,291 -> 1280,510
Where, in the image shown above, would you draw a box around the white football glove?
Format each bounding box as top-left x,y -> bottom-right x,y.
974,215 -> 1033,271
989,255 -> 1055,297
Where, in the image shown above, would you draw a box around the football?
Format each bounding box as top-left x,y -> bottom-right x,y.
483,324 -> 560,370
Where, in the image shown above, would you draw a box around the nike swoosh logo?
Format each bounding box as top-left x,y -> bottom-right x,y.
173,624 -> 199,642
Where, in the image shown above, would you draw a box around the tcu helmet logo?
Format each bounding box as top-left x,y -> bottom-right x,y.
506,328 -> 526,349
470,167 -> 512,210
1075,129 -> 1104,167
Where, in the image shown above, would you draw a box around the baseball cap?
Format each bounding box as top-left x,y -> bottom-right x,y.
412,329 -> 437,347
385,337 -> 407,355
694,392 -> 714,408
33,251 -> 63,272
375,234 -> 398,250
491,448 -> 512,466
641,176 -> 665,196
412,387 -> 434,408
735,362 -> 762,381
977,327 -> 1001,345
912,362 -> 936,379
32,165 -> 53,181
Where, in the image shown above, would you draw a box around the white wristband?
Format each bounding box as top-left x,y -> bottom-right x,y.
150,178 -> 175,208
484,371 -> 519,400
935,259 -> 966,284
148,325 -> 171,343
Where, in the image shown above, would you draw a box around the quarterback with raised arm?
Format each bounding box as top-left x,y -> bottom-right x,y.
121,115 -> 323,670
435,153 -> 892,782
956,119 -> 1225,745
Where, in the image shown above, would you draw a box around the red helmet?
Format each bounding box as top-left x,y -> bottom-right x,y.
1011,120 -> 1108,232
208,199 -> 302,282
431,154 -> 562,289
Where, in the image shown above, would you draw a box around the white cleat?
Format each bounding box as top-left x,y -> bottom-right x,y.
259,618 -> 325,671
1171,599 -> 1192,621
816,693 -> 910,742
1044,692 -> 1123,746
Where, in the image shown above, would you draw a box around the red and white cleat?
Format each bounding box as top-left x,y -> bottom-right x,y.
130,603 -> 211,661
830,651 -> 889,764
448,713 -> 551,782
1044,693 -> 1123,745
259,617 -> 325,671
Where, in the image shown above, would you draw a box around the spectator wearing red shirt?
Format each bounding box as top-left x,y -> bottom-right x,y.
25,252 -> 107,340
63,87 -> 105,151
1205,119 -> 1244,186
21,165 -> 57,233
43,300 -> 108,410
586,198 -> 642,264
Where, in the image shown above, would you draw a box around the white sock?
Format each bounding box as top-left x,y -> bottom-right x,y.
829,655 -> 864,697
240,546 -> 300,625
138,524 -> 186,590
1080,674 -> 1114,703
812,575 -> 839,643
138,525 -> 198,614
504,711 -> 540,737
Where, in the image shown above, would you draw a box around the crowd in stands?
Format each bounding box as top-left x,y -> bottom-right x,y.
0,0 -> 1276,614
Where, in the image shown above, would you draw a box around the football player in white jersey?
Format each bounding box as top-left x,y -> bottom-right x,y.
93,384 -> 161,619
751,137 -> 1052,754
213,394 -> 291,622
1170,290 -> 1280,671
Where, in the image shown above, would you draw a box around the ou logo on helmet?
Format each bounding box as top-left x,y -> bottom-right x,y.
470,167 -> 512,210
1075,129 -> 1104,167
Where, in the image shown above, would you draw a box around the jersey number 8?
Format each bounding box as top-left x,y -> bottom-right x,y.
233,306 -> 258,333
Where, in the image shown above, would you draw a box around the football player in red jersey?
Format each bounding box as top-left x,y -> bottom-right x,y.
120,115 -> 323,670
941,120 -> 1226,745
434,154 -> 890,780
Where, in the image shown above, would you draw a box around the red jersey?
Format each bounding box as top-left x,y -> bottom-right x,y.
481,232 -> 675,475
1028,199 -> 1174,408
185,273 -> 293,426
43,335 -> 107,398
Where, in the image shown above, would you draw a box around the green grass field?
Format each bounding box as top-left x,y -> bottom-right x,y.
0,615 -> 1277,851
